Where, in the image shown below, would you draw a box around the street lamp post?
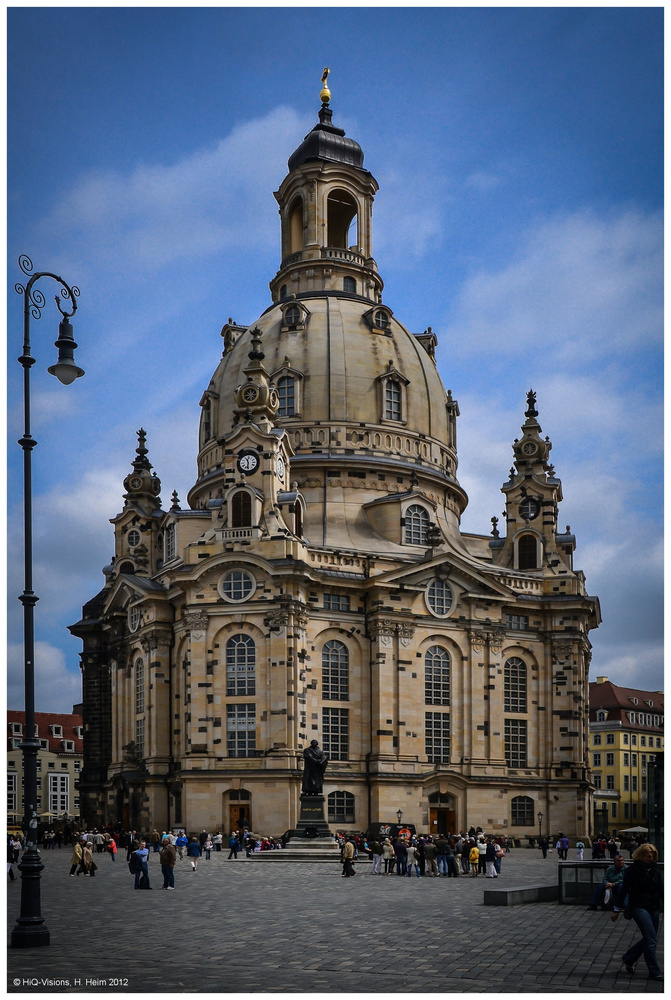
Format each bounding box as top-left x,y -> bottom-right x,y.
11,255 -> 84,949
396,809 -> 403,826
538,811 -> 543,842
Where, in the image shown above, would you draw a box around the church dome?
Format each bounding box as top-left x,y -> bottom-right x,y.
288,104 -> 365,172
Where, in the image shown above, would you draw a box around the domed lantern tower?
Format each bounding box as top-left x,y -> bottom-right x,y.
73,75 -> 600,843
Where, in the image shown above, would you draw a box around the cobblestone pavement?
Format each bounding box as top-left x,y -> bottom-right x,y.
6,848 -> 664,994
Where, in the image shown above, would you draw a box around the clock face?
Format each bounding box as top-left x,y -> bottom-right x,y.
129,476 -> 143,490
242,385 -> 258,403
237,451 -> 259,474
519,498 -> 540,521
277,456 -> 285,480
522,441 -> 537,456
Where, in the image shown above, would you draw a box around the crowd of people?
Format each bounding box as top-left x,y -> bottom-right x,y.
337,827 -> 512,879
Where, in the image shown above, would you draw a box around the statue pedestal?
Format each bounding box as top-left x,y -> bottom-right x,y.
252,793 -> 341,862
294,794 -> 332,839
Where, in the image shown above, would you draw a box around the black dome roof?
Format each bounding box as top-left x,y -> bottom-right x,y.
288,104 -> 364,172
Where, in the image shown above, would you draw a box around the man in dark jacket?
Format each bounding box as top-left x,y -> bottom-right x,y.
159,837 -> 177,889
394,838 -> 408,876
435,835 -> 449,876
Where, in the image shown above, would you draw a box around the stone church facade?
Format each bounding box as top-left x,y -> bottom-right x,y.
72,87 -> 600,839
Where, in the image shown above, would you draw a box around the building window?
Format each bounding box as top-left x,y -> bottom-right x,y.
374,309 -> 390,330
231,491 -> 253,528
596,710 -> 607,722
127,529 -> 141,547
517,533 -> 538,570
61,762 -> 68,769
328,791 -> 355,824
511,795 -> 534,826
505,719 -> 528,768
135,659 -> 145,715
506,614 -> 529,630
640,736 -> 646,747
10,722 -> 22,736
656,738 -> 662,748
323,593 -> 350,611
593,734 -> 602,745
623,774 -> 629,791
606,733 -> 615,745
642,776 -> 647,792
425,646 -> 450,706
343,276 -> 356,293
593,753 -> 601,767
48,773 -> 69,815
632,775 -> 638,792
135,718 -> 145,758
632,752 -> 638,766
277,376 -> 295,417
623,753 -> 629,766
322,708 -> 349,761
504,657 -> 527,713
226,635 -> 256,696
322,640 -> 349,701
385,379 -> 402,421
404,504 -> 430,545
219,569 -> 256,603
61,740 -> 75,753
632,803 -> 638,819
284,304 -> 301,327
74,761 -> 81,772
593,774 -> 602,789
631,735 -> 638,746
611,803 -> 618,818
606,753 -> 614,766
425,712 -> 450,763
623,734 -> 629,745
606,774 -> 615,790
226,704 -> 256,757
50,725 -> 63,738
165,524 -> 176,562
426,579 -> 453,617
7,773 -> 17,814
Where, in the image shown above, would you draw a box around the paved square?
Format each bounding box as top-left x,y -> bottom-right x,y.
6,849 -> 663,993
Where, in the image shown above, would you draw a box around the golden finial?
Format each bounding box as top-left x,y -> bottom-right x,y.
320,67 -> 331,105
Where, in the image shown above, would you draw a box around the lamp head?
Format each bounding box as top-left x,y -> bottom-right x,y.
47,317 -> 84,385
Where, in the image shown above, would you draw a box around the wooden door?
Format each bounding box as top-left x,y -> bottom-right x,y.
229,804 -> 251,833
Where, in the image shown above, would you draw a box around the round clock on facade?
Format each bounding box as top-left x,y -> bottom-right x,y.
521,441 -> 537,455
237,451 -> 260,474
129,476 -> 143,490
242,385 -> 259,403
519,498 -> 540,520
277,456 -> 285,479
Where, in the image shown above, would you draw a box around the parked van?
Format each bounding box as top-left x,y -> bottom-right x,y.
365,822 -> 417,843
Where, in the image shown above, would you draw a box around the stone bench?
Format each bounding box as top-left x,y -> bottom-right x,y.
483,882 -> 558,906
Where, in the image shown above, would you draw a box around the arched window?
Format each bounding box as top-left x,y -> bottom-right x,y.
327,190 -> 357,248
165,524 -> 176,562
343,276 -> 356,293
277,376 -> 295,417
385,379 -> 402,421
284,304 -> 301,327
226,634 -> 256,696
202,398 -> 212,442
328,790 -> 355,824
518,533 -> 538,570
425,646 -> 450,705
135,658 -> 144,715
596,710 -> 607,723
375,310 -> 390,330
232,491 -> 252,528
288,196 -> 303,253
294,499 -> 303,538
504,657 -> 527,713
511,795 -> 534,826
279,284 -> 288,300
405,504 -> 429,545
322,640 -> 349,701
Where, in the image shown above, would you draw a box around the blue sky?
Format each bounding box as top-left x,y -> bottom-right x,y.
7,7 -> 663,711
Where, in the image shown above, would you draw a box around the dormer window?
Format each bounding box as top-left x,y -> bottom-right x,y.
376,365 -> 409,425
277,376 -> 296,417
364,305 -> 393,335
285,305 -> 300,327
74,727 -> 83,740
631,697 -> 638,705
596,710 -> 607,722
375,310 -> 390,330
10,722 -> 22,736
404,504 -> 430,545
517,532 -> 541,570
280,301 -> 308,333
61,739 -> 75,752
50,725 -> 63,738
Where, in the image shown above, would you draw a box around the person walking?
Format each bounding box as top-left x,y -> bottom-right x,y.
160,836 -> 176,889
435,835 -> 449,876
228,832 -> 240,859
204,836 -> 213,860
469,842 -> 480,877
81,841 -> 98,877
575,840 -> 585,861
394,838 -> 408,877
539,836 -> 548,859
382,838 -> 395,874
341,837 -> 355,877
423,838 -> 439,877
69,839 -> 83,876
175,832 -> 188,859
613,843 -> 663,982
213,832 -> 223,852
484,839 -> 498,878
406,843 -> 421,878
187,837 -> 202,871
369,838 -> 383,875
132,840 -> 151,889
150,829 -> 161,853
108,837 -> 117,862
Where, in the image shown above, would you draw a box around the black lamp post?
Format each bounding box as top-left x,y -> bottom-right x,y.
11,255 -> 83,949
396,809 -> 403,826
538,811 -> 543,842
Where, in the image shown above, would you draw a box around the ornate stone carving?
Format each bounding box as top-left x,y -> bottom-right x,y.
469,630 -> 485,653
367,618 -> 396,640
183,612 -> 208,639
552,637 -> 574,662
487,628 -> 506,654
140,629 -> 173,655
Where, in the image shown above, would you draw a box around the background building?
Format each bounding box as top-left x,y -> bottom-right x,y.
7,710 -> 83,830
589,676 -> 664,833
72,92 -> 600,839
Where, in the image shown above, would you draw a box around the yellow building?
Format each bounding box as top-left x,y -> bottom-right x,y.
7,710 -> 83,830
72,86 -> 600,840
589,676 -> 664,832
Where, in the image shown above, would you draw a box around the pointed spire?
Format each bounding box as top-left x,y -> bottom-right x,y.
170,490 -> 181,512
123,429 -> 162,505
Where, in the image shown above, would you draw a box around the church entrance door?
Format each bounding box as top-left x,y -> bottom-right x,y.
229,803 -> 251,834
430,807 -> 456,836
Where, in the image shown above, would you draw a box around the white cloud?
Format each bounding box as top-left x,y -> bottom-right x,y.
444,208 -> 663,364
8,641 -> 81,714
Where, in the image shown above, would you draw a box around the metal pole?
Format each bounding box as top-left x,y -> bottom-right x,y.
11,256 -> 80,949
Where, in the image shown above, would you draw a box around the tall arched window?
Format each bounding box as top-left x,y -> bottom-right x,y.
385,379 -> 402,421
504,657 -> 527,713
232,491 -> 252,528
328,790 -> 355,823
322,640 -> 349,701
288,195 -> 303,253
425,646 -> 450,705
518,533 -> 538,570
511,795 -> 534,825
226,634 -> 256,696
327,190 -> 357,248
277,376 -> 295,417
405,504 -> 430,545
135,658 -> 145,715
294,500 -> 303,538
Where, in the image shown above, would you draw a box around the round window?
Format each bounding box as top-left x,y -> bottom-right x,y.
127,529 -> 141,547
128,607 -> 141,633
426,579 -> 453,617
218,569 -> 256,603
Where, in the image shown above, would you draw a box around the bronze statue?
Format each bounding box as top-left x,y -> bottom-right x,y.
302,739 -> 328,794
